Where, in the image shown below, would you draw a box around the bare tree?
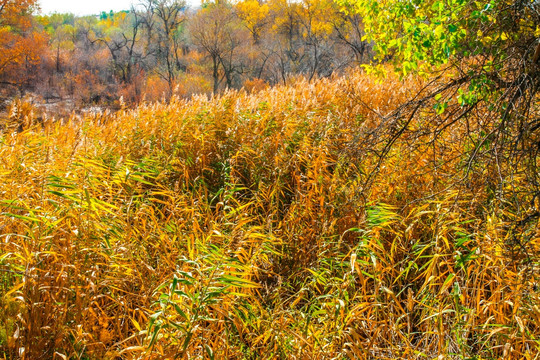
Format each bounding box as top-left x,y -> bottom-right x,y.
331,12 -> 370,64
189,3 -> 249,93
140,0 -> 187,94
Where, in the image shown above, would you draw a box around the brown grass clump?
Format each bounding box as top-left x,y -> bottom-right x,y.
0,70 -> 539,359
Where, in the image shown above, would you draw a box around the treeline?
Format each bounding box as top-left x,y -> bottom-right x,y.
0,0 -> 370,105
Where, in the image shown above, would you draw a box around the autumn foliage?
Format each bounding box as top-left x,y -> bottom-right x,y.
0,0 -> 539,358
0,0 -> 47,90
0,0 -> 371,106
0,70 -> 539,358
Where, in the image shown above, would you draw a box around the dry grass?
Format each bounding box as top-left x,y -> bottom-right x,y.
0,70 -> 539,359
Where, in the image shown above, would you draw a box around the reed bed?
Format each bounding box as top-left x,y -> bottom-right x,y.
0,71 -> 539,359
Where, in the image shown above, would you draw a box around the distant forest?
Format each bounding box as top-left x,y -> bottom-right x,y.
0,0 -> 370,106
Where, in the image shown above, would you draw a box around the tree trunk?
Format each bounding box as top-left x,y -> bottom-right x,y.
212,55 -> 219,93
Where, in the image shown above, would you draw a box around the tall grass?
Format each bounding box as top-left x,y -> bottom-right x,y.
0,71 -> 539,359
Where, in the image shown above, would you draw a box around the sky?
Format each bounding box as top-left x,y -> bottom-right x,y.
39,0 -> 136,15
38,0 -> 199,16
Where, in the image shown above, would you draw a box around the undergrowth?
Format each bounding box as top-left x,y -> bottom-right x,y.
0,71 -> 539,359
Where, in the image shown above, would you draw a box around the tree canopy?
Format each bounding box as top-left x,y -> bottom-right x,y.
0,0 -> 47,87
343,0 -> 539,75
339,0 -> 540,233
